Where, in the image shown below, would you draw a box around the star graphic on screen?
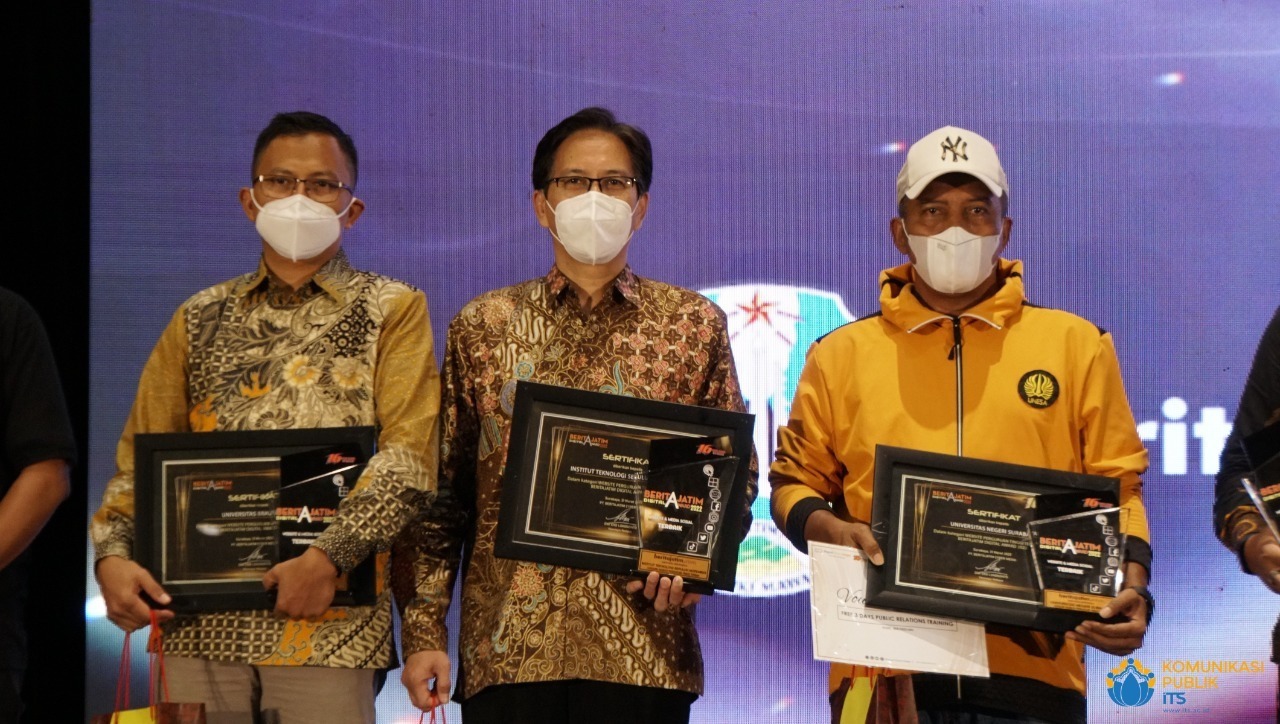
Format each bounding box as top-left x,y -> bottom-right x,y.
731,291 -> 799,345
737,292 -> 777,326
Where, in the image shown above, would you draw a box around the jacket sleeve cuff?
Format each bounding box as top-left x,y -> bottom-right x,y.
784,497 -> 832,554
1125,536 -> 1153,575
1224,511 -> 1268,573
312,525 -> 375,575
400,609 -> 450,657
94,545 -> 133,565
91,511 -> 136,564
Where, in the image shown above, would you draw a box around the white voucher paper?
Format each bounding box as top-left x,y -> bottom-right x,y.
808,541 -> 990,676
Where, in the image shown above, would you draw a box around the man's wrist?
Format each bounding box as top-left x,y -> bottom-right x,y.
1241,530 -> 1280,576
803,508 -> 835,540
1125,584 -> 1155,624
93,553 -> 132,577
306,545 -> 341,577
785,497 -> 832,552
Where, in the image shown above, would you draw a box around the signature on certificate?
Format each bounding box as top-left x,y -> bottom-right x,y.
975,559 -> 1005,575
239,544 -> 271,565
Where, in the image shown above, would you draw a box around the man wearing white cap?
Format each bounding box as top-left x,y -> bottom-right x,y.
771,126 -> 1153,723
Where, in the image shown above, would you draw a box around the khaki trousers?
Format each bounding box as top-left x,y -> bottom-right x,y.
163,656 -> 377,724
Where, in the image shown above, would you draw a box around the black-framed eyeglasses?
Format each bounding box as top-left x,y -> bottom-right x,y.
253,175 -> 354,203
547,176 -> 639,197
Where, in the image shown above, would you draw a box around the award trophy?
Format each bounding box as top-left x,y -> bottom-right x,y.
635,435 -> 740,591
1027,505 -> 1126,614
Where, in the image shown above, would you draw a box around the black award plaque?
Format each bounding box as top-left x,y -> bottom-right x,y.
868,445 -> 1126,632
135,427 -> 377,611
495,382 -> 754,593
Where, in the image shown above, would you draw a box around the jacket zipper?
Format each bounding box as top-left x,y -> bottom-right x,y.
950,316 -> 964,456
950,315 -> 964,701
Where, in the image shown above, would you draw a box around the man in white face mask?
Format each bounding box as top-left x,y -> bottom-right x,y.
397,107 -> 757,724
237,116 -> 366,277
890,125 -> 1012,310
92,112 -> 440,724
528,116 -> 650,310
772,126 -> 1154,724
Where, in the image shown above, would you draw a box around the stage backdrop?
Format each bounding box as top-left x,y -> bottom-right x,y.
90,2 -> 1279,722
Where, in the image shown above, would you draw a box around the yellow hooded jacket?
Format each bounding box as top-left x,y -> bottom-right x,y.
770,259 -> 1151,720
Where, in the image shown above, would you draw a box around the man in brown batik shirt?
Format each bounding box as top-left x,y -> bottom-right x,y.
395,107 -> 757,724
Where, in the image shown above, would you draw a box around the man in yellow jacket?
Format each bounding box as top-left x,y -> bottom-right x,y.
770,126 -> 1152,724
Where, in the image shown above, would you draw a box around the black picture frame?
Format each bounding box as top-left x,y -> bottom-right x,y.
134,426 -> 377,612
868,445 -> 1122,632
495,381 -> 755,593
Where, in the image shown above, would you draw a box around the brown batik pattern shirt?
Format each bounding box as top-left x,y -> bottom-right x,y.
395,265 -> 757,699
92,250 -> 440,668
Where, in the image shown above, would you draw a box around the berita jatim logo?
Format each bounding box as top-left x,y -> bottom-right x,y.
1106,657 -> 1156,707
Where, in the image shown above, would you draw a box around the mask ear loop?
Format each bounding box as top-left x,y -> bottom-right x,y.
899,218 -> 928,287
544,196 -> 565,246
335,196 -> 357,219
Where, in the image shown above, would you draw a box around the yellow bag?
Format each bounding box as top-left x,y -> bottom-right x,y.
92,612 -> 206,724
93,704 -> 206,724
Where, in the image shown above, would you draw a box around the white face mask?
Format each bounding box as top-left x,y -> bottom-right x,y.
903,224 -> 1002,295
546,190 -> 635,265
252,191 -> 353,262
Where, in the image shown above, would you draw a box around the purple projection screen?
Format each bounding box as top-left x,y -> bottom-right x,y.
90,2 -> 1280,722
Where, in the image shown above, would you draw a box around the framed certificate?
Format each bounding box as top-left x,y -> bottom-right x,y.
495,381 -> 755,593
867,445 -> 1124,632
134,426 -> 377,612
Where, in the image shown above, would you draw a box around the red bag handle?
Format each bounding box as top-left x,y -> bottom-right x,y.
147,609 -> 171,711
111,626 -> 133,716
417,694 -> 447,724
109,609 -> 171,722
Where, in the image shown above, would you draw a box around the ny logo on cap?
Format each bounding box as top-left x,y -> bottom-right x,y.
940,136 -> 968,162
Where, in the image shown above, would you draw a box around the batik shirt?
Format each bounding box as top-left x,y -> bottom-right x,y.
395,265 -> 757,699
92,250 -> 439,668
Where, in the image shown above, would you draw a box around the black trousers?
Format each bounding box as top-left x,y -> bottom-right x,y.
461,680 -> 696,724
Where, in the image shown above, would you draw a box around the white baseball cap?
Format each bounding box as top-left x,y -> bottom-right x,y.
896,125 -> 1008,201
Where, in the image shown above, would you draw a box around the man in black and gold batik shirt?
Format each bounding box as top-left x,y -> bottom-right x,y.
92,112 -> 439,724
394,107 -> 757,724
